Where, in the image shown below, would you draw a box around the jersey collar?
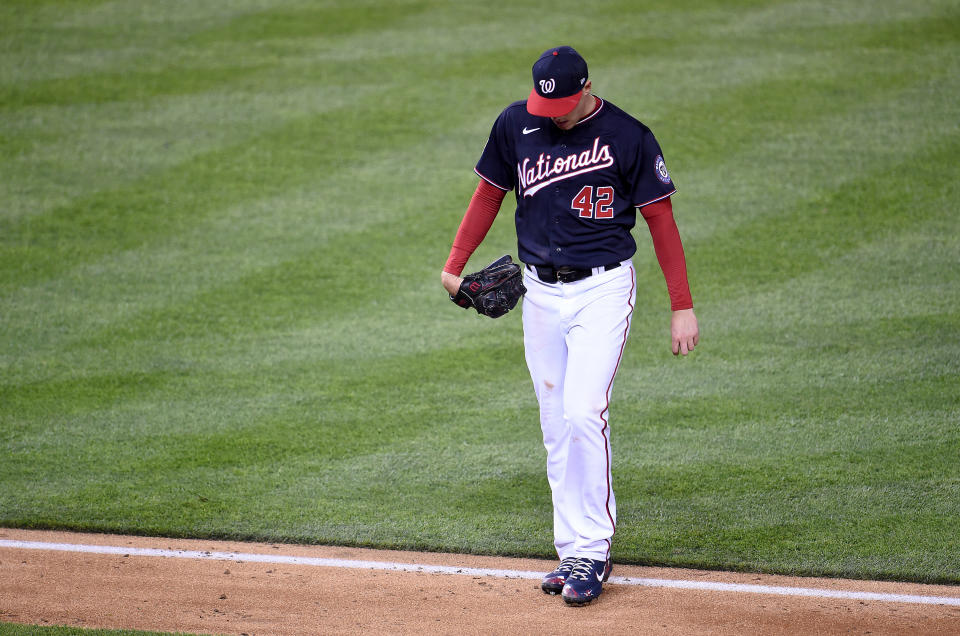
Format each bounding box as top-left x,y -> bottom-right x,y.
571,96 -> 604,128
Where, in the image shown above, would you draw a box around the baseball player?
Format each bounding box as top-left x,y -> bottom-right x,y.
441,46 -> 699,605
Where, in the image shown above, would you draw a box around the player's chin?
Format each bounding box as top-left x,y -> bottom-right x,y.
551,118 -> 574,130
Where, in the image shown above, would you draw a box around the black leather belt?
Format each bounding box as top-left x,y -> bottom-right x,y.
528,262 -> 621,283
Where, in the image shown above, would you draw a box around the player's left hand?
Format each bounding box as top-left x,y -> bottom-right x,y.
448,255 -> 527,318
671,308 -> 699,356
441,271 -> 464,297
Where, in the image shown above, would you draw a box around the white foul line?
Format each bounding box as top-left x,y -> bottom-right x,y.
2,539 -> 959,607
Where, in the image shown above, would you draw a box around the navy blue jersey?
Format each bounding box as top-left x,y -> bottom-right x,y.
475,97 -> 676,268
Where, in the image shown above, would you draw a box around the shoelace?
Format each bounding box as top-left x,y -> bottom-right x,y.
556,556 -> 577,574
566,557 -> 598,581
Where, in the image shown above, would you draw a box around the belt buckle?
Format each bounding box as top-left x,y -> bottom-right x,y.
555,267 -> 578,283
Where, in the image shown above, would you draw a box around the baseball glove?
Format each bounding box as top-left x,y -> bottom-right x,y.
450,254 -> 527,318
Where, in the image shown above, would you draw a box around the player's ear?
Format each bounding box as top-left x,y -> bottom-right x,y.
583,79 -> 592,94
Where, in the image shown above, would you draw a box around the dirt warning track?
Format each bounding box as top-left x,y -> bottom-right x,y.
1,529 -> 958,635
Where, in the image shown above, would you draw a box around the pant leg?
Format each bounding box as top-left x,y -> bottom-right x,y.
559,265 -> 636,560
521,270 -> 576,558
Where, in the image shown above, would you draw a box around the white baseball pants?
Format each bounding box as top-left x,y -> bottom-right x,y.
522,261 -> 636,561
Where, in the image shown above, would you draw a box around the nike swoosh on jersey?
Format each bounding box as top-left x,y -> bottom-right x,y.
522,127 -> 540,135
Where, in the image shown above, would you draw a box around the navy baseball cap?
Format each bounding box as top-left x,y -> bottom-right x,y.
527,46 -> 589,117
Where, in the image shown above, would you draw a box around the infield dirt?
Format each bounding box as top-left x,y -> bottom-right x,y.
1,529 -> 958,635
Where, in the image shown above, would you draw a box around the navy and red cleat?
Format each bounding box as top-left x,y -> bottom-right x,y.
561,557 -> 612,606
541,557 -> 577,595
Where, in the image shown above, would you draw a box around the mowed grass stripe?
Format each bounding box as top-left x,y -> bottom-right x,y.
0,0 -> 432,84
685,133 -> 959,300
0,12 -> 526,222
0,339 -> 541,549
0,107 -> 489,380
658,31 -> 957,228
0,40 -> 538,289
0,1 -> 539,233
0,98 -> 412,283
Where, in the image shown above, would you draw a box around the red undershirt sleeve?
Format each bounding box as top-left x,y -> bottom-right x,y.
640,197 -> 694,311
443,179 -> 508,276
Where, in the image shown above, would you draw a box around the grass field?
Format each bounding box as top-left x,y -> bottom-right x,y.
2,0 -> 958,596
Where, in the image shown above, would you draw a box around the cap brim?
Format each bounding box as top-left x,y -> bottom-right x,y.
526,88 -> 583,117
